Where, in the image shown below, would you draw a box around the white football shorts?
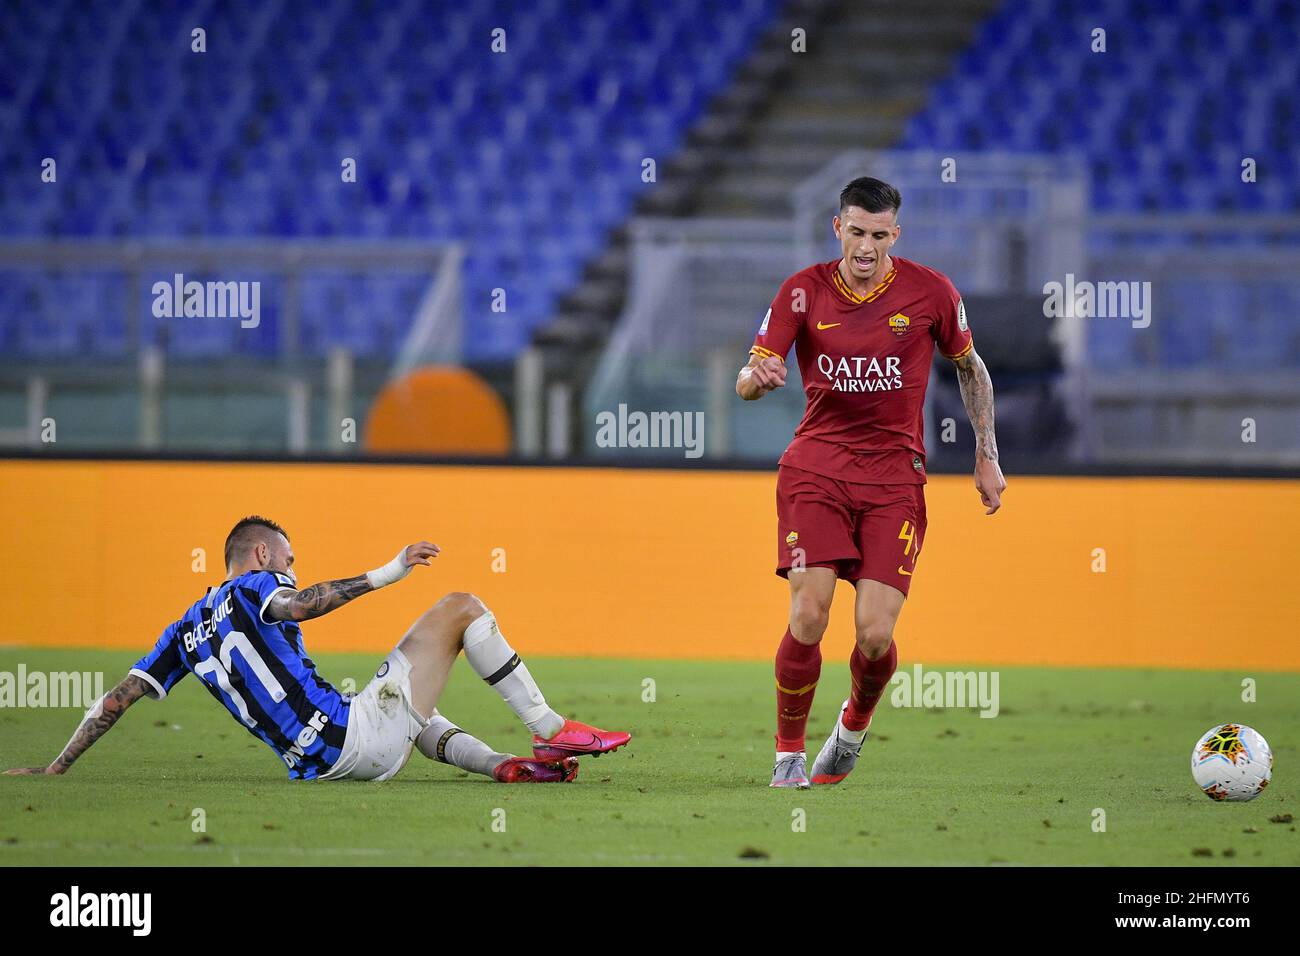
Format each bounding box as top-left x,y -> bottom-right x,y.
319,647 -> 429,782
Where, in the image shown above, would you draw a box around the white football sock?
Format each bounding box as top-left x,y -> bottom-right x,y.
462,611 -> 565,739
838,705 -> 869,745
415,713 -> 509,777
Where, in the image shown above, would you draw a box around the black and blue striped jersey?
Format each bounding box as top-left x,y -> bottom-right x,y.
132,570 -> 351,780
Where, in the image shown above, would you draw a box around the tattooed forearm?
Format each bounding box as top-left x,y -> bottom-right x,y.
268,575 -> 374,622
50,674 -> 150,773
954,349 -> 999,462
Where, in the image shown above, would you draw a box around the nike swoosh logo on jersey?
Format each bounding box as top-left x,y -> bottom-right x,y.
897,566 -> 913,576
816,322 -> 841,330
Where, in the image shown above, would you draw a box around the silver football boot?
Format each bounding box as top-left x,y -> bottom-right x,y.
809,700 -> 869,785
769,751 -> 811,789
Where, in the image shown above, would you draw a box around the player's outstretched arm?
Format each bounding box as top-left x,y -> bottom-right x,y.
3,673 -> 151,776
265,541 -> 440,623
953,348 -> 1006,515
736,353 -> 787,401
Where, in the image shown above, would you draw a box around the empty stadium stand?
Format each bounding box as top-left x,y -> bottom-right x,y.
0,0 -> 780,361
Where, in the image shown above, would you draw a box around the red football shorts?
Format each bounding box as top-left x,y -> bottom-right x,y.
775,464 -> 927,596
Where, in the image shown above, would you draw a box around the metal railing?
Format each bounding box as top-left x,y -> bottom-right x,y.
583,150 -> 1300,466
0,239 -> 463,453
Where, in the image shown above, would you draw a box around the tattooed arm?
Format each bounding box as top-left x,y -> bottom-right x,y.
265,575 -> 374,623
264,540 -> 441,623
952,347 -> 1007,515
4,674 -> 151,776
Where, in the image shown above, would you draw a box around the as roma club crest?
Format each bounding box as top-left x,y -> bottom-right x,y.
887,312 -> 911,335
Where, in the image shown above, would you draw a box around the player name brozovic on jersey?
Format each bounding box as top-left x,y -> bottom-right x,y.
131,570 -> 349,779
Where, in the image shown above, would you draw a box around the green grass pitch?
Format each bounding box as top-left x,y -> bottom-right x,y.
1,648 -> 1296,866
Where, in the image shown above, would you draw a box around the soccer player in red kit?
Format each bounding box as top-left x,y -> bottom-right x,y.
737,177 -> 1006,788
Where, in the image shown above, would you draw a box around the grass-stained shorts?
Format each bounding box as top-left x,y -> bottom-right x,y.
319,647 -> 428,782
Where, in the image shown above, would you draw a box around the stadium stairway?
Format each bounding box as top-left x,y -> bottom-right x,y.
534,0 -> 835,355
537,0 -> 1000,394
694,0 -> 1001,219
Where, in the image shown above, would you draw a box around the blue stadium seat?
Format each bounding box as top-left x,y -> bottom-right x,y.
902,0 -> 1300,371
0,0 -> 781,361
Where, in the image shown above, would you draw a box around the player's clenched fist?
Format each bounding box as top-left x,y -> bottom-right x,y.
975,458 -> 1006,515
737,355 -> 787,400
753,356 -> 787,390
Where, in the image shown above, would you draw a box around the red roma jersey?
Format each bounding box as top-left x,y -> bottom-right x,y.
750,256 -> 973,485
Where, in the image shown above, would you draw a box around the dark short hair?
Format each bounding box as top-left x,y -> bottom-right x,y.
224,515 -> 289,568
839,177 -> 902,217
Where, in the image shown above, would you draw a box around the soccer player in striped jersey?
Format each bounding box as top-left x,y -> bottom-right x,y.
737,177 -> 1005,789
5,516 -> 630,783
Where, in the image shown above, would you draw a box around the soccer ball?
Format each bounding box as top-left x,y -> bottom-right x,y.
1190,723 -> 1272,802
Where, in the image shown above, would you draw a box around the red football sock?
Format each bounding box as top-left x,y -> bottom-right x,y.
775,628 -> 822,752
844,640 -> 897,731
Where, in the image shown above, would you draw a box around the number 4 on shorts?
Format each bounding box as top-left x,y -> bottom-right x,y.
898,520 -> 918,556
897,520 -> 919,576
